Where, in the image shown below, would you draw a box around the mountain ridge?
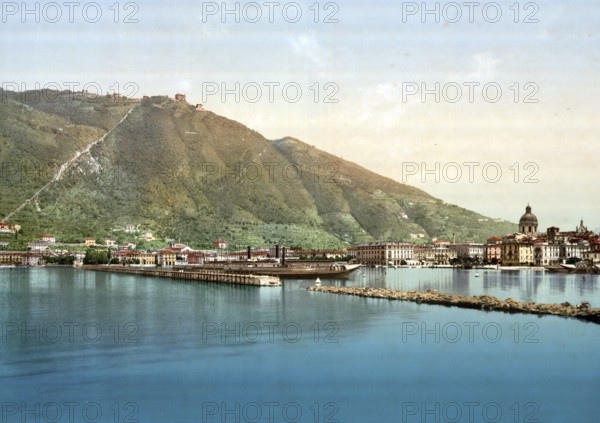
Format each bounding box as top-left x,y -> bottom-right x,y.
0,90 -> 516,249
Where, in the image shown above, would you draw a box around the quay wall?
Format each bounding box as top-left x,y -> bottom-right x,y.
84,265 -> 281,287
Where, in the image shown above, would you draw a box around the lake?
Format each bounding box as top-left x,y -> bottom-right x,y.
1,267 -> 599,422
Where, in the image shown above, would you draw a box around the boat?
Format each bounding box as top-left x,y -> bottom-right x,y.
545,263 -> 600,275
194,261 -> 362,279
315,277 -> 321,286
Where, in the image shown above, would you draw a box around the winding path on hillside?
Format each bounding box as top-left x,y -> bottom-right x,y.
3,105 -> 138,222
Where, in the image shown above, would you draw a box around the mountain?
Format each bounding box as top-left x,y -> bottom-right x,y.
0,90 -> 516,249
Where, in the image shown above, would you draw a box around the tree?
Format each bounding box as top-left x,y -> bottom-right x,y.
83,249 -> 109,265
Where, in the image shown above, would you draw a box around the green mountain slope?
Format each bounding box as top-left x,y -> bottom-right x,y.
0,91 -> 516,249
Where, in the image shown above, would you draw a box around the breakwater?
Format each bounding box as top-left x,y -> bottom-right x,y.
307,286 -> 600,324
85,266 -> 281,286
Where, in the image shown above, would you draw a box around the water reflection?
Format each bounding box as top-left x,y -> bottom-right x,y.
315,267 -> 599,306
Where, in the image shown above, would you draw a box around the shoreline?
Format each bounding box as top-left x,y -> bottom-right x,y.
307,286 -> 600,325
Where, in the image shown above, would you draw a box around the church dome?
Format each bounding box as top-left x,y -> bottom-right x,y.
519,205 -> 538,226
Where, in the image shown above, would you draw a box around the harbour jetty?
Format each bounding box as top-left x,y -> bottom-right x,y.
85,266 -> 281,286
307,286 -> 600,324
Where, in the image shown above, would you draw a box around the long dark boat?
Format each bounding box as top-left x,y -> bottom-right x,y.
545,263 -> 600,274
191,261 -> 362,279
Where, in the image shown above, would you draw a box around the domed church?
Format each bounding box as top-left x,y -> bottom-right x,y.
519,204 -> 538,236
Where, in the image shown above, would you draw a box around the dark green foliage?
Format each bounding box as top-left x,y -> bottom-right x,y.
1,91 -> 517,248
83,249 -> 109,265
45,255 -> 75,265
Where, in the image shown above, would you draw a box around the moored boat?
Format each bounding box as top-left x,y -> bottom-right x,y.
196,262 -> 361,279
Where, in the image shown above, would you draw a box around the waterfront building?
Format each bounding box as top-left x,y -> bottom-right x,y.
582,244 -> 600,263
413,244 -> 457,265
355,242 -> 414,266
157,249 -> 176,267
450,243 -> 485,261
345,247 -> 357,259
186,251 -> 207,266
114,250 -> 157,266
0,251 -> 45,266
560,240 -> 589,262
485,237 -> 502,263
533,242 -> 561,266
501,235 -> 534,265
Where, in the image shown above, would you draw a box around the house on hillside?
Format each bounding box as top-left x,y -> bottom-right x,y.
41,234 -> 56,243
0,222 -> 15,234
175,93 -> 186,102
213,240 -> 228,249
28,241 -> 50,252
84,238 -> 96,247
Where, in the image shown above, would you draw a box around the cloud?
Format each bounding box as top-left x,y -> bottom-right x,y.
290,34 -> 328,70
466,52 -> 502,80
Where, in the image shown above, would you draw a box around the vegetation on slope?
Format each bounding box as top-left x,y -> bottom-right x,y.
0,91 -> 516,249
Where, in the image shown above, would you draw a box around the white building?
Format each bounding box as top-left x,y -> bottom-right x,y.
356,242 -> 414,266
533,242 -> 561,266
560,242 -> 588,262
450,243 -> 485,261
41,234 -> 56,243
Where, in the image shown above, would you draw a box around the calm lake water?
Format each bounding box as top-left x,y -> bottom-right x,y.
1,267 -> 599,423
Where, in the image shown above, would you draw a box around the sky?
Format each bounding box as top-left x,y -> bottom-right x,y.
1,0 -> 599,231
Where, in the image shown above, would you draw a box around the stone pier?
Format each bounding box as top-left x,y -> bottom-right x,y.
307,286 -> 600,324
85,266 -> 281,286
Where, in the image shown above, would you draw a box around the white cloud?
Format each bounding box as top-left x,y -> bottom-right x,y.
466,52 -> 502,80
290,34 -> 328,70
